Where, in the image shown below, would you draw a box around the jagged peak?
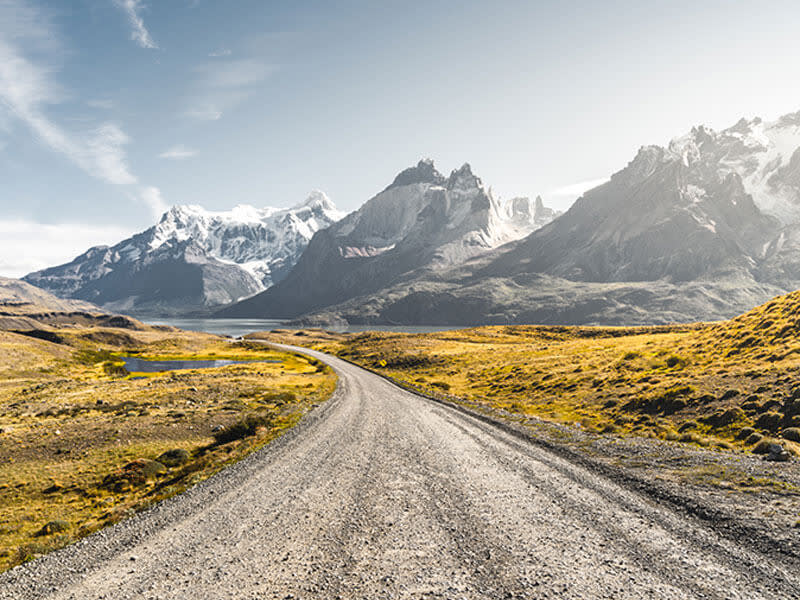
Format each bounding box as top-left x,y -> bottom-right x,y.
293,190 -> 337,212
386,158 -> 446,190
159,204 -> 205,223
446,162 -> 483,191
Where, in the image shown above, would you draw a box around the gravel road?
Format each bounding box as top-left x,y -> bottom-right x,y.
2,345 -> 798,599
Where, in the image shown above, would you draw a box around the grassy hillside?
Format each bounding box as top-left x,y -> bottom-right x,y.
0,276 -> 97,315
0,324 -> 335,571
259,291 -> 800,457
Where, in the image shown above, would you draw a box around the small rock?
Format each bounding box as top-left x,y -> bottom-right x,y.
766,450 -> 792,462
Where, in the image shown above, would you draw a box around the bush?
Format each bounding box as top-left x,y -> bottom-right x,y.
782,427 -> 800,442
745,432 -> 764,446
34,520 -> 69,537
431,381 -> 451,391
702,407 -> 746,428
157,449 -> 191,467
755,411 -> 783,432
665,354 -> 688,369
736,426 -> 756,440
259,391 -> 297,405
212,413 -> 274,445
752,438 -> 781,455
101,458 -> 166,489
102,361 -> 128,377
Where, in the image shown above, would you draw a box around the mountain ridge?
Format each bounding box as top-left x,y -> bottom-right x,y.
256,108 -> 800,326
217,160 -> 561,319
24,192 -> 344,316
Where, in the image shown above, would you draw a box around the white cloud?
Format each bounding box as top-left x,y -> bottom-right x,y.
158,144 -> 197,160
0,2 -> 137,185
0,219 -> 134,278
195,59 -> 274,88
184,106 -> 222,121
547,177 -> 610,198
208,48 -> 232,58
138,186 -> 168,219
113,0 -> 158,49
185,58 -> 274,120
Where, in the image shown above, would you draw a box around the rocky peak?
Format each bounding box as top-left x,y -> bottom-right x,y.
386,158 -> 446,190
446,163 -> 482,191
293,190 -> 338,213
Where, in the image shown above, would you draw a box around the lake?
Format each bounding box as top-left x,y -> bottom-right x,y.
145,318 -> 462,338
121,356 -> 280,373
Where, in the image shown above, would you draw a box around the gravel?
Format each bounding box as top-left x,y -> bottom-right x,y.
1,345 -> 798,599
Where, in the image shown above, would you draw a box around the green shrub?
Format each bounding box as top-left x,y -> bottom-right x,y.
34,520 -> 69,537
665,354 -> 688,369
259,391 -> 297,405
212,413 -> 274,445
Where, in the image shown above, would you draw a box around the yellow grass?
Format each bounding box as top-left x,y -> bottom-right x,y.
0,327 -> 335,571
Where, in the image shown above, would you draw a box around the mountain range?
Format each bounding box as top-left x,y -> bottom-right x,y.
25,161 -> 561,318
23,109 -> 800,326
222,110 -> 800,326
24,192 -> 344,316
218,160 -> 556,319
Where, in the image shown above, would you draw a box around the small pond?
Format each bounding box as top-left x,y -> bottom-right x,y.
121,357 -> 280,373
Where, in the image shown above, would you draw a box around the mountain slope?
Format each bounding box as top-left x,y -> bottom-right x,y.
0,277 -> 97,315
218,160 -> 559,319
24,193 -> 343,316
278,110 -> 800,326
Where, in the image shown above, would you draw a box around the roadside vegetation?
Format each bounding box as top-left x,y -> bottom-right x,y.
0,326 -> 335,571
256,291 -> 800,459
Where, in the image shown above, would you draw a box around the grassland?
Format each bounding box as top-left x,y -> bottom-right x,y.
257,291 -> 800,458
0,326 -> 335,571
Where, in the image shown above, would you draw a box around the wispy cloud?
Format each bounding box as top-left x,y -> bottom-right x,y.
547,177 -> 609,198
113,0 -> 157,49
87,98 -> 114,109
0,3 -> 137,184
0,0 -> 163,217
208,47 -> 231,58
158,144 -> 197,160
0,219 -> 135,277
138,186 -> 168,219
184,107 -> 222,121
185,58 -> 274,121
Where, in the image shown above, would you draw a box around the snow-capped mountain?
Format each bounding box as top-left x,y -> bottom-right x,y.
227,109 -> 800,327
219,160 -> 559,319
505,195 -> 562,233
24,192 -> 344,316
658,112 -> 800,224
148,191 -> 343,287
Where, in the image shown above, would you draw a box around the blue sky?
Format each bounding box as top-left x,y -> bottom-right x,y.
3,0 -> 800,276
